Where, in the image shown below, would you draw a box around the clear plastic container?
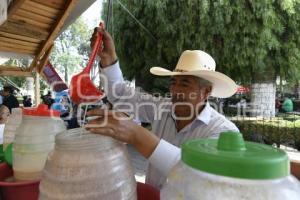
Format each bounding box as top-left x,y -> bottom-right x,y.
3,108 -> 22,150
161,162 -> 300,200
13,105 -> 65,181
161,132 -> 300,200
39,128 -> 137,200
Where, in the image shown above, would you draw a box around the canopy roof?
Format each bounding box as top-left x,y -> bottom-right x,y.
0,0 -> 96,77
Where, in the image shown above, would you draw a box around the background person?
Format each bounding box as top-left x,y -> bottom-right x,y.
2,85 -> 19,113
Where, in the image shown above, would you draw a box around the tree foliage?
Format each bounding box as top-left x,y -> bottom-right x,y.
104,0 -> 300,93
51,17 -> 92,83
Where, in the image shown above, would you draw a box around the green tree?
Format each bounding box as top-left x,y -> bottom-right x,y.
51,17 -> 92,83
105,0 -> 300,117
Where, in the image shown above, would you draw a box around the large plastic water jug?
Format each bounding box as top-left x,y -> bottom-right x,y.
161,132 -> 300,200
39,128 -> 137,200
3,108 -> 22,150
13,104 -> 65,181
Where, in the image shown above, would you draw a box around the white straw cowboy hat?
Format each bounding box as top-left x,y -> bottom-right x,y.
150,50 -> 237,98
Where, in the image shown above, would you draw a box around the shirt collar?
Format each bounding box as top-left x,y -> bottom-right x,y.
196,102 -> 212,125
170,102 -> 212,133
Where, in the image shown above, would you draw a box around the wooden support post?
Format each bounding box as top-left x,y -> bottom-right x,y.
25,76 -> 34,101
34,72 -> 40,106
37,44 -> 54,73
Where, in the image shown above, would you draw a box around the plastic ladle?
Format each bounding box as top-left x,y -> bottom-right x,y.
69,22 -> 105,105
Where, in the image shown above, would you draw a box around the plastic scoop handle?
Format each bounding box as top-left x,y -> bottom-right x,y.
83,22 -> 104,74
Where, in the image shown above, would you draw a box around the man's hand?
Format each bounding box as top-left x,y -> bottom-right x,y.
90,27 -> 118,68
85,108 -> 159,158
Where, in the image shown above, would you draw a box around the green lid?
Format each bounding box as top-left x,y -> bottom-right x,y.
4,143 -> 13,166
0,144 -> 4,163
182,132 -> 289,180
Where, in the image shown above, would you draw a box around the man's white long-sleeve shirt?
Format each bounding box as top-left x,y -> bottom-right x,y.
101,62 -> 239,189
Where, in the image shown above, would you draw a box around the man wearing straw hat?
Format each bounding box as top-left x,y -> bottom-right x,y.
86,28 -> 239,189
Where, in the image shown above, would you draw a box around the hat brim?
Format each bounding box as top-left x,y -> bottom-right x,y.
150,67 -> 237,98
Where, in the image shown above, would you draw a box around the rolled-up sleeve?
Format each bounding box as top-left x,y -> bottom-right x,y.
148,139 -> 181,177
100,62 -> 168,123
101,62 -> 124,83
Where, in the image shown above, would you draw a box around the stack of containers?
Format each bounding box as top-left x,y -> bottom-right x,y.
3,108 -> 22,150
13,104 -> 65,181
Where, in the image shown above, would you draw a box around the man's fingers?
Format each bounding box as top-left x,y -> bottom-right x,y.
91,26 -> 106,49
85,116 -> 107,129
96,27 -> 108,40
87,125 -> 121,141
86,108 -> 109,117
97,28 -> 114,48
88,127 -> 116,138
97,28 -> 111,39
87,108 -> 127,119
90,27 -> 99,47
88,126 -> 129,143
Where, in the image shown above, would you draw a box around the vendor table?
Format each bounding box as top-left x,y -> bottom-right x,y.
0,163 -> 160,200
